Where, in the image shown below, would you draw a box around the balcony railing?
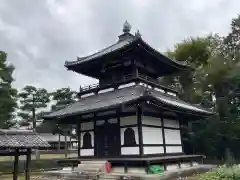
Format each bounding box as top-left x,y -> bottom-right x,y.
79,73 -> 177,95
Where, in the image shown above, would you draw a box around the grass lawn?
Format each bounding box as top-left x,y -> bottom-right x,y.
0,153 -> 73,162
0,172 -> 41,180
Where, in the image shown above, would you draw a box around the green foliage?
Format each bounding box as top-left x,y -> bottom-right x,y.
50,87 -> 77,111
225,149 -> 236,167
0,51 -> 17,128
46,87 -> 77,135
18,85 -> 50,129
198,166 -> 240,180
163,14 -> 240,161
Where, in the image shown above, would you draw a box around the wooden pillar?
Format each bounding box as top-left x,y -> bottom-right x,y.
137,105 -> 143,156
58,133 -> 61,151
77,120 -> 81,158
25,149 -> 31,180
161,116 -> 166,154
64,131 -> 68,158
13,149 -> 19,180
179,115 -> 184,153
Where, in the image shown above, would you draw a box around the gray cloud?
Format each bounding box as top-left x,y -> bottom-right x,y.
0,0 -> 239,92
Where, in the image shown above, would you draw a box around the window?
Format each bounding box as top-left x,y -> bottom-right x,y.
82,132 -> 92,149
124,128 -> 136,146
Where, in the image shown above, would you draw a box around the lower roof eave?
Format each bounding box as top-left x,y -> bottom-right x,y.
147,99 -> 214,119
43,97 -> 144,121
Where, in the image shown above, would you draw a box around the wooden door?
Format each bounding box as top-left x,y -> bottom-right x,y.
95,122 -> 120,157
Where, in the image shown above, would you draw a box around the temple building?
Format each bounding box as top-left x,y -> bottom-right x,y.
44,21 -> 213,170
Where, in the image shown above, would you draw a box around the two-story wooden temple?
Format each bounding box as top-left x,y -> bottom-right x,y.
44,21 -> 213,171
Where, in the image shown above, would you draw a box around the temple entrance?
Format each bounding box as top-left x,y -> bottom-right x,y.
95,121 -> 120,157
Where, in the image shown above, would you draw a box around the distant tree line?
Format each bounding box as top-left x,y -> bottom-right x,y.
0,15 -> 240,161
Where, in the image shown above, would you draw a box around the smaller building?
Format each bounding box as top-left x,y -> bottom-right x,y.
39,133 -> 77,150
0,129 -> 50,180
16,120 -> 77,150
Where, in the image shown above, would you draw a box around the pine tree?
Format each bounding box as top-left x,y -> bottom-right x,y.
18,85 -> 50,130
0,51 -> 17,128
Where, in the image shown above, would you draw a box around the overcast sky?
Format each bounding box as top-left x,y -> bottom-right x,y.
0,0 -> 239,92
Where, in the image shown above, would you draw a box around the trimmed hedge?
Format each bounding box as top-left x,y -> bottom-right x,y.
0,158 -> 69,173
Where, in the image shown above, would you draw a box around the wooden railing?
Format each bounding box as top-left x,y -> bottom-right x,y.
79,83 -> 100,92
79,74 -> 135,93
79,73 -> 177,95
138,73 -> 158,84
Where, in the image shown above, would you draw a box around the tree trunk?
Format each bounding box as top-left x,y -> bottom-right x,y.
32,108 -> 36,131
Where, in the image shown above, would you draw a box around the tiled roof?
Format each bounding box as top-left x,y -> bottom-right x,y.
65,33 -> 189,70
43,85 -> 213,120
65,35 -> 135,67
0,129 -> 50,148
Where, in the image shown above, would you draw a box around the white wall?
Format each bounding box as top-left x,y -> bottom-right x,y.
164,129 -> 181,144
143,146 -> 164,154
80,149 -> 94,156
166,146 -> 182,153
142,126 -> 163,144
80,131 -> 94,147
142,116 -> 161,126
108,118 -> 118,124
81,122 -> 94,131
120,126 -> 139,145
163,118 -> 179,128
121,147 -> 139,155
120,116 -> 137,126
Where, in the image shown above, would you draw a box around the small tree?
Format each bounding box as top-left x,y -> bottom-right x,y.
18,85 -> 50,130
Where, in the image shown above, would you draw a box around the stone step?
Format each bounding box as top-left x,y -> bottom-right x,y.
77,164 -> 105,171
81,160 -> 107,164
75,167 -> 101,172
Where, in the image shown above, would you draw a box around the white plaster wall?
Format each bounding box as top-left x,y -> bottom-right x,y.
81,122 -> 94,131
166,146 -> 183,153
98,88 -> 114,94
118,82 -> 136,89
108,118 -> 118,124
143,146 -> 164,154
81,92 -> 95,98
120,116 -> 137,126
164,129 -> 181,144
80,131 -> 94,147
181,163 -> 191,168
96,120 -> 105,125
142,116 -> 162,126
166,164 -> 179,171
121,147 -> 139,155
80,149 -> 94,156
163,119 -> 179,128
142,127 -> 163,144
120,127 -> 139,145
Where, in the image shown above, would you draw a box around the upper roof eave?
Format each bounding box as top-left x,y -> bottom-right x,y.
64,36 -> 192,72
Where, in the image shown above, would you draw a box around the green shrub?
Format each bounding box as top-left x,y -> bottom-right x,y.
198,165 -> 240,180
